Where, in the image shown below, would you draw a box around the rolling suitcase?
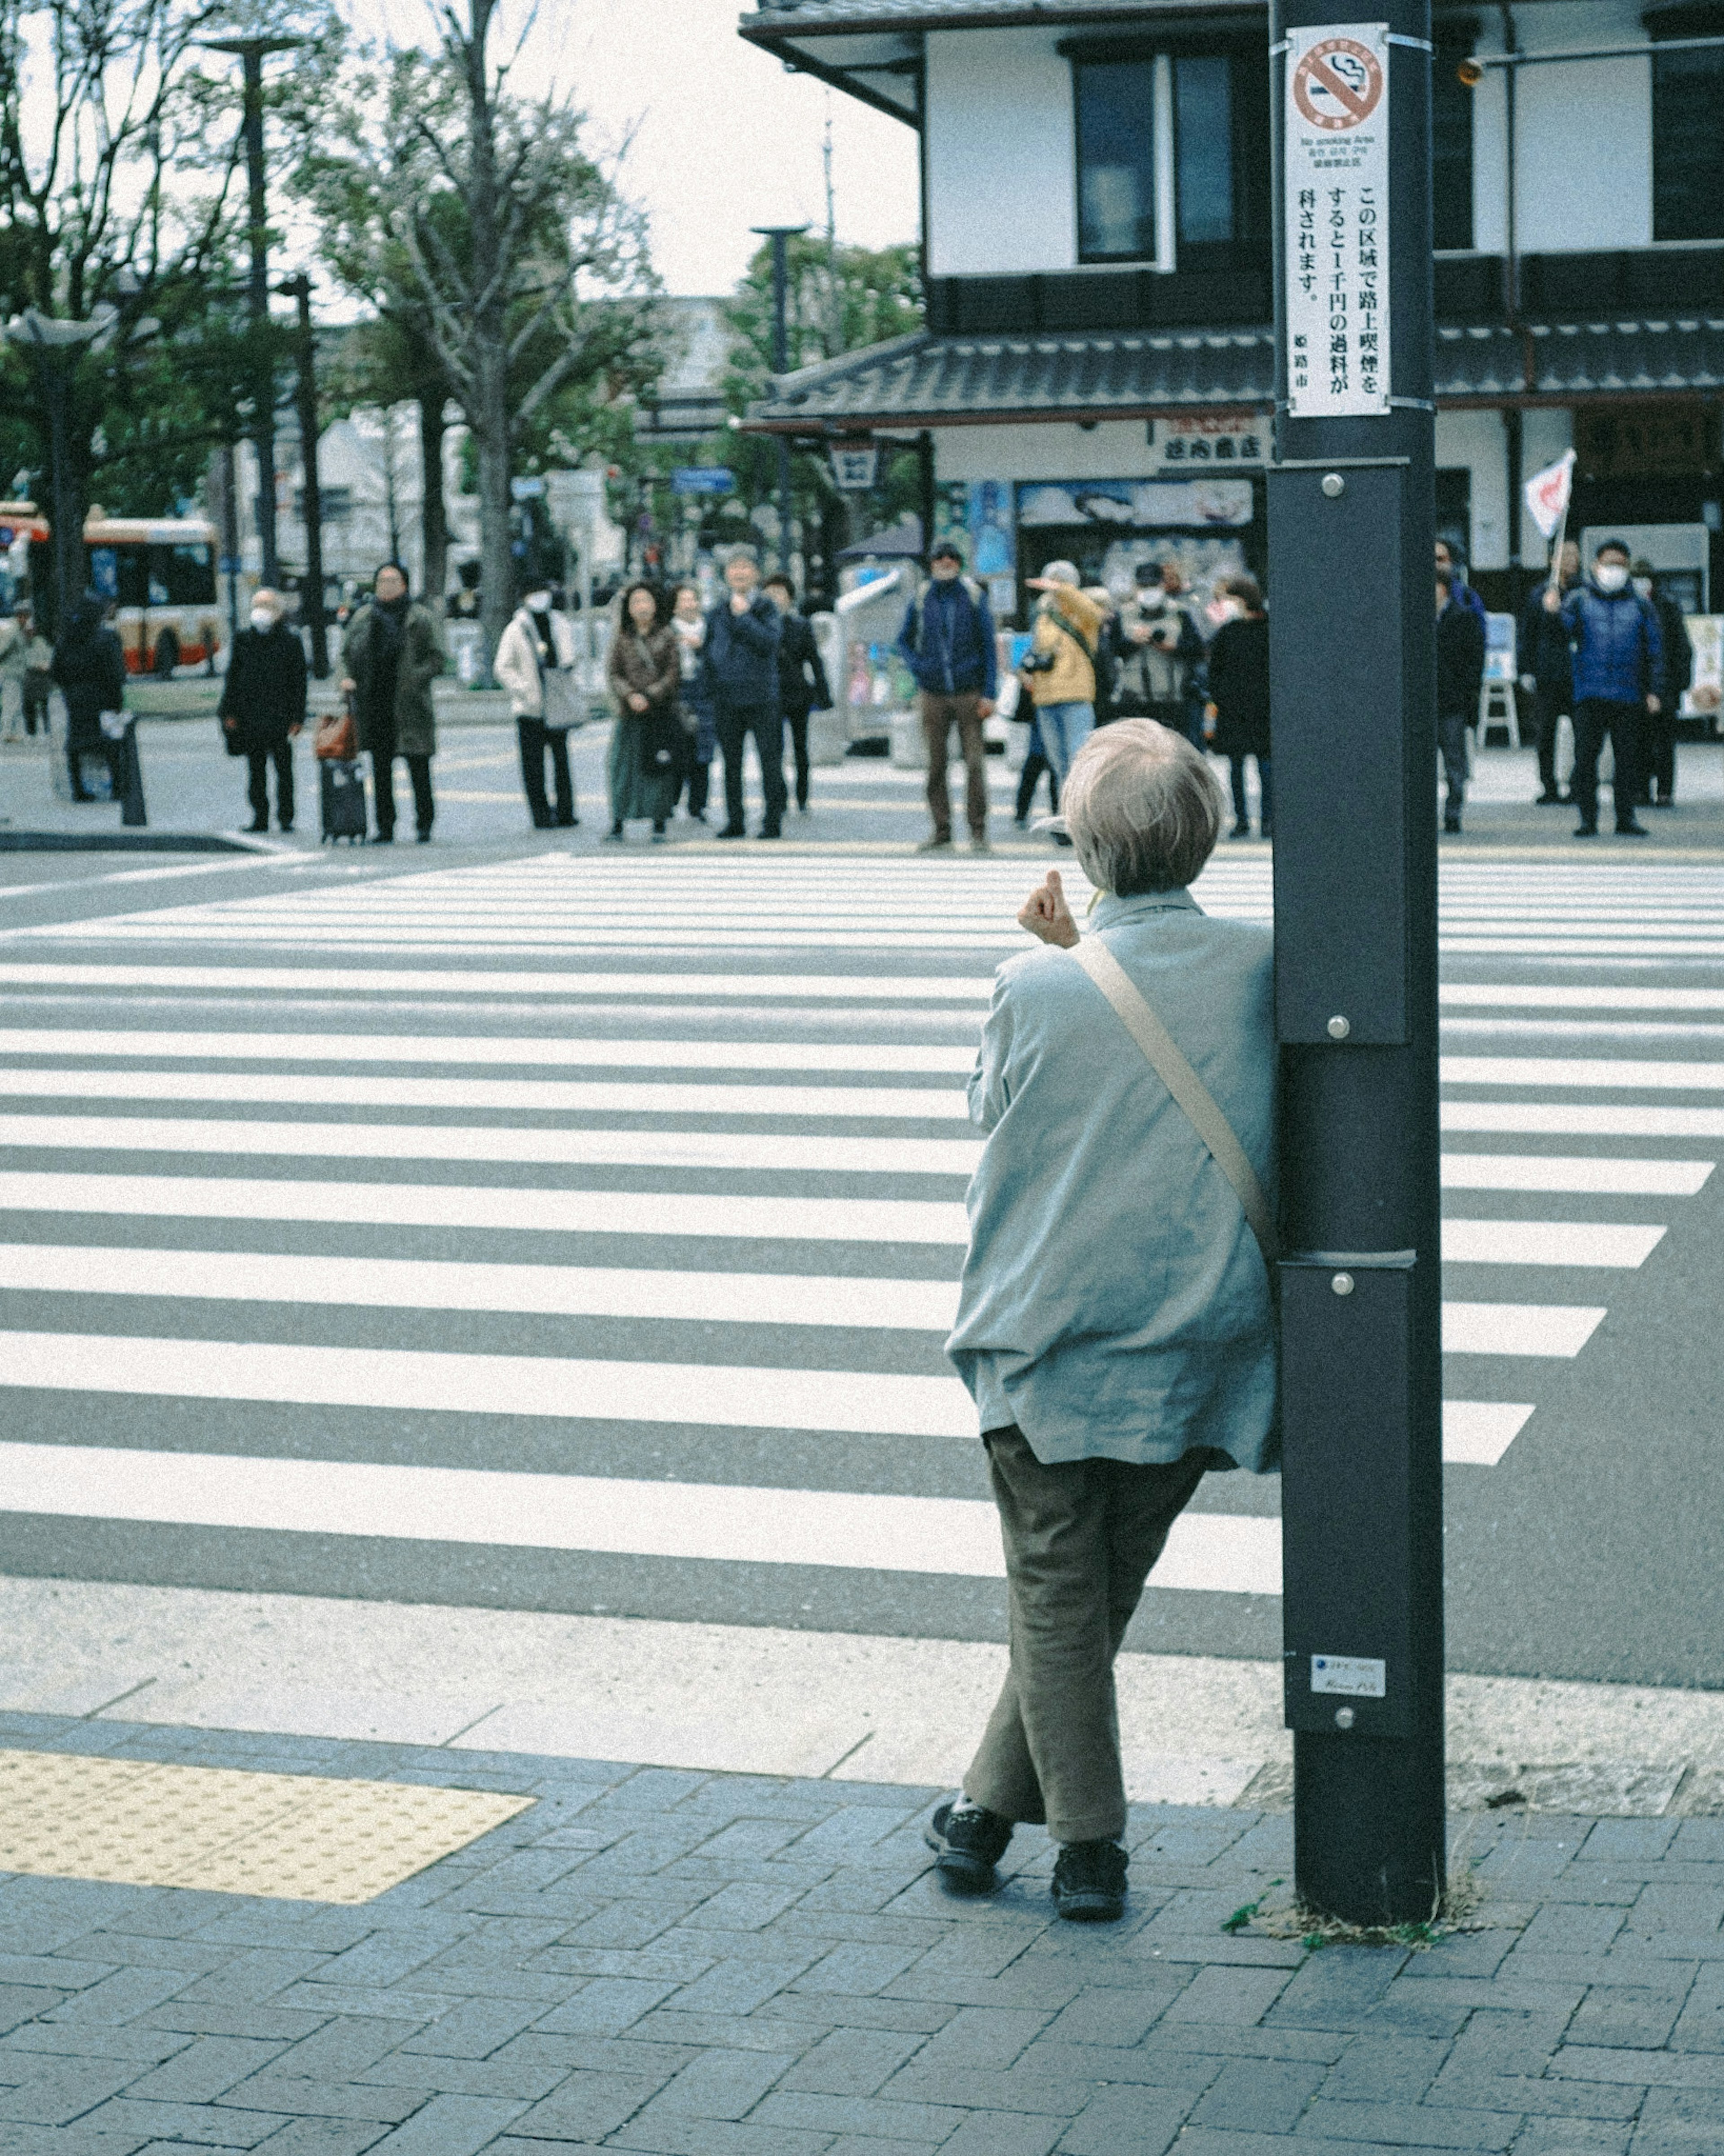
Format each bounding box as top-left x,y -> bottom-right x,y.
320,756 -> 368,843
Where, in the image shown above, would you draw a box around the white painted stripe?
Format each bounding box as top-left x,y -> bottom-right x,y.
0,1029 -> 976,1075
0,965 -> 997,1004
0,1245 -> 962,1332
1443,1057 -> 1724,1091
1442,1401 -> 1535,1466
0,1331 -> 975,1436
1441,942 -> 1724,958
0,1117 -> 985,1178
0,1173 -> 971,1243
1442,1302 -> 1604,1357
1442,1219 -> 1665,1268
21,924 -> 1027,951
0,1071 -> 972,1121
1443,1101 -> 1724,1139
1442,985 -> 1724,1013
1440,1153 -> 1713,1196
0,1438 -> 1284,1592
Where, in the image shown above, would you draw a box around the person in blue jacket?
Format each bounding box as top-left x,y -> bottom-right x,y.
1543,537 -> 1662,838
704,548 -> 785,840
897,540 -> 999,852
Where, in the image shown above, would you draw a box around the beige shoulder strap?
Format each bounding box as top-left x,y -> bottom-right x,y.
1069,936 -> 1280,1268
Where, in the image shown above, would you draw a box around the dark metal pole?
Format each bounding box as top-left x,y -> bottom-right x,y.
771,234 -> 793,577
240,48 -> 278,589
1269,0 -> 1444,1925
281,274 -> 329,678
44,355 -> 79,637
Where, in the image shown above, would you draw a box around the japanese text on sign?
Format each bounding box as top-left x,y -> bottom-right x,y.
1283,23 -> 1391,419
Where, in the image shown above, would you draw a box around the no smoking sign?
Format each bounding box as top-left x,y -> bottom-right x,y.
1293,37 -> 1384,132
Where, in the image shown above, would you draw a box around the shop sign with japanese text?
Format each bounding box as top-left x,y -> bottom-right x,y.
1283,22 -> 1390,418
1146,415 -> 1268,470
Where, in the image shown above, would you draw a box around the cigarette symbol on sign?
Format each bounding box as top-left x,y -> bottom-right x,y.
1293,38 -> 1384,132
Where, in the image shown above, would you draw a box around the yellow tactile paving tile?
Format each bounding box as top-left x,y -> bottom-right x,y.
0,1748 -> 532,1903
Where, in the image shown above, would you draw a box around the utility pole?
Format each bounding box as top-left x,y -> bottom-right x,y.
3,308 -> 113,636
1268,0 -> 1444,1924
278,273 -> 329,679
202,36 -> 303,592
752,224 -> 806,580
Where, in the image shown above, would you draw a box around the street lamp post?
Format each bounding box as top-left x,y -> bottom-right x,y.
751,224 -> 807,579
1268,0 -> 1445,1923
278,273 -> 330,678
1,307 -> 114,635
202,35 -> 304,593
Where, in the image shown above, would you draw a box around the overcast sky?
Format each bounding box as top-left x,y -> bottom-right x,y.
360,0 -> 923,295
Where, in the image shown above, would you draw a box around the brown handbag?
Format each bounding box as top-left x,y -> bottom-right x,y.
314,698 -> 357,761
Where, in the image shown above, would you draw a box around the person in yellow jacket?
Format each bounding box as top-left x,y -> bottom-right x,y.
1020,561 -> 1106,804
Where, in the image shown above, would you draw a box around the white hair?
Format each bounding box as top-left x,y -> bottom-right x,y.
1060,719 -> 1225,894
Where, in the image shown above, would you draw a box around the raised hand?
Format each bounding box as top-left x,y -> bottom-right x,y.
1018,867 -> 1079,948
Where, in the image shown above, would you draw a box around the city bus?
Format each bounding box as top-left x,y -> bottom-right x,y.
0,503 -> 223,673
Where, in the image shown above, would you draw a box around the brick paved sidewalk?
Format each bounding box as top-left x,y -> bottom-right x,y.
0,1709 -> 1720,2156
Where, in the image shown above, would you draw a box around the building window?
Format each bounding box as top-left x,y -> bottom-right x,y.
1432,43 -> 1474,251
1075,58 -> 1157,262
1175,56 -> 1234,246
1653,41 -> 1724,241
1074,48 -> 1268,269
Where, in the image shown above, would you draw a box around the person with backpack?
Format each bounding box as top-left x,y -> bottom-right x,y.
897,539 -> 998,854
1543,538 -> 1662,838
1020,561 -> 1105,803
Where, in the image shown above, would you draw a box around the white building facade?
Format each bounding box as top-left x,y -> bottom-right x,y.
742,0 -> 1723,623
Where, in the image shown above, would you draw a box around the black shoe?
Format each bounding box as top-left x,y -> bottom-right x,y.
1573,823 -> 1597,838
718,824 -> 747,840
1258,821 -> 1272,840
1443,812 -> 1461,833
1229,819 -> 1250,839
557,812 -> 579,828
756,827 -> 781,840
687,809 -> 708,824
1615,820 -> 1649,837
924,1799 -> 1012,1895
278,823 -> 293,834
1051,1839 -> 1128,1923
416,829 -> 432,843
1535,789 -> 1563,806
531,812 -> 554,830
246,819 -> 268,834
1650,798 -> 1676,810
1051,831 -> 1073,848
372,831 -> 395,844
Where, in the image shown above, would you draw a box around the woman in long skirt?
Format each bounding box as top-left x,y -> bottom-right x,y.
604,582 -> 681,841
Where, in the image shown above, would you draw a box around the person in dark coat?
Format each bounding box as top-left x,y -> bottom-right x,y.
764,574 -> 832,815
1436,564 -> 1487,833
1544,537 -> 1661,838
339,562 -> 446,843
219,587 -> 307,832
604,582 -> 681,842
670,582 -> 715,821
1519,540 -> 1579,804
52,593 -> 128,803
704,548 -> 784,840
1203,577 -> 1272,839
1632,560 -> 1693,808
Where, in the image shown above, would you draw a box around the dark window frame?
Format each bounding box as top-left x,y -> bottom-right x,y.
1073,54 -> 1159,264
1650,16 -> 1724,243
1431,32 -> 1476,252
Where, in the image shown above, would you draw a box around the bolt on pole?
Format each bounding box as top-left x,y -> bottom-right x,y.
1267,0 -> 1446,1924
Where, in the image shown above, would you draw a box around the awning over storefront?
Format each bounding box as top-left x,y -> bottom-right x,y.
744,316 -> 1724,432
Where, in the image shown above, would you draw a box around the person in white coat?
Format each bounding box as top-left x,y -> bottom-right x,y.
496,586 -> 580,829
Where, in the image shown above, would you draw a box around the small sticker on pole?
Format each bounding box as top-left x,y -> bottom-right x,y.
1311,1654 -> 1387,1698
1283,22 -> 1391,419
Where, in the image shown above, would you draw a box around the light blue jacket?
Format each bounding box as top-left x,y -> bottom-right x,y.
945,889 -> 1278,1472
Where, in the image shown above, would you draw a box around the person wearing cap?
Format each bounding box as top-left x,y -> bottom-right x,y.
897,540 -> 998,853
1020,561 -> 1106,809
1630,560 -> 1692,808
1113,563 -> 1205,742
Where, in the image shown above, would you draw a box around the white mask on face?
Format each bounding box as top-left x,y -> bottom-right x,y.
249,607 -> 276,631
1632,577 -> 1654,599
523,592 -> 552,613
1594,564 -> 1629,594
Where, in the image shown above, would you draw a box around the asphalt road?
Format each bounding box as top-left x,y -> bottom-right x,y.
0,760 -> 1721,1692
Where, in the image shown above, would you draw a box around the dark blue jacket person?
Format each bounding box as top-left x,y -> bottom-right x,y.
898,542 -> 1002,852
1545,539 -> 1663,838
703,548 -> 786,839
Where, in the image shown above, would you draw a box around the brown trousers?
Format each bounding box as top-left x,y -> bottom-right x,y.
966,1424 -> 1208,1844
921,691 -> 989,839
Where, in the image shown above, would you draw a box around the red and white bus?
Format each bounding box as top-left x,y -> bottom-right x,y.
0,504 -> 224,675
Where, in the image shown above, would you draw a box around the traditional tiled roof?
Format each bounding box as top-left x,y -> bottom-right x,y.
744,0 -> 1183,26
744,317 -> 1724,428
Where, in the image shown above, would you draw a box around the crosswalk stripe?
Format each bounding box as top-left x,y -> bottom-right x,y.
1443,1057 -> 1724,1091
0,1331 -> 977,1436
1441,1401 -> 1535,1466
1441,988 -> 1724,1011
1443,1101 -> 1724,1138
0,1071 -> 973,1120
0,1439 -> 1283,1593
0,965 -> 999,1004
1441,1219 -> 1665,1268
0,1244 -> 1603,1356
0,1029 -> 979,1075
0,1118 -> 986,1177
0,1174 -> 972,1244
1439,1154 -> 1713,1195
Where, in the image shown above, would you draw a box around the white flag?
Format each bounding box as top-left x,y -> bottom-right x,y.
1524,450 -> 1575,541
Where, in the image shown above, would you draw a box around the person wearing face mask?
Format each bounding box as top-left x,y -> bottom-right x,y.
1544,539 -> 1662,838
669,583 -> 715,822
219,588 -> 307,833
1631,561 -> 1693,809
496,583 -> 580,829
339,562 -> 446,843
1112,563 -> 1205,745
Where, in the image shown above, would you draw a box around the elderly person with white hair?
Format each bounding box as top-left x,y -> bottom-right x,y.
929,718 -> 1277,1922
